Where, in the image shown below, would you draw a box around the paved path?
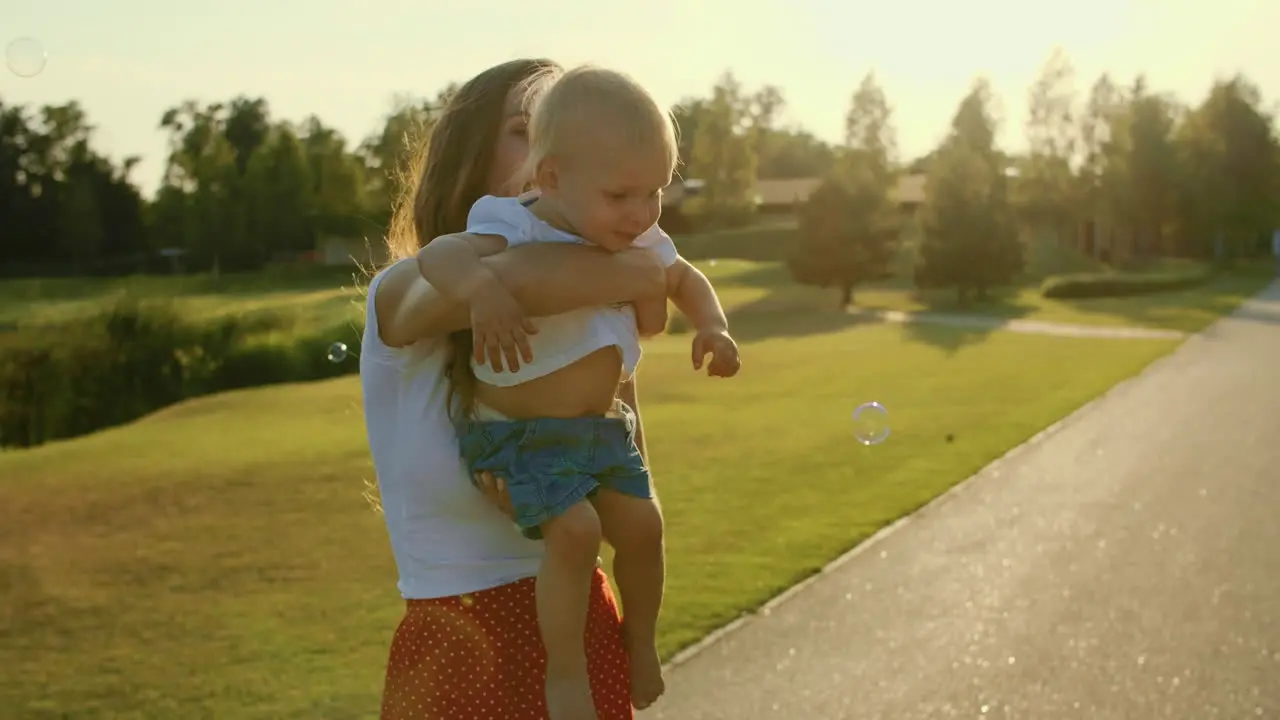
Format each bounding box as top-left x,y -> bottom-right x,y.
855,308 -> 1189,340
645,281 -> 1280,719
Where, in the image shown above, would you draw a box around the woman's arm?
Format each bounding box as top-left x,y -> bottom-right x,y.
376,242 -> 667,348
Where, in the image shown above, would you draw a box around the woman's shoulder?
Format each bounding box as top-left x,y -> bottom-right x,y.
367,257 -> 417,328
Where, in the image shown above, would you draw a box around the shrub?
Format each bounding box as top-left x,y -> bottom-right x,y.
1040,266 -> 1213,299
0,298 -> 362,449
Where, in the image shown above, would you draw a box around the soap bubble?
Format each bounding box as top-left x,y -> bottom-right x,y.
6,38 -> 47,78
852,401 -> 890,445
326,342 -> 349,363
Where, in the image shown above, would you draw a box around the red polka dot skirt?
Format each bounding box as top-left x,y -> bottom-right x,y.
380,567 -> 633,719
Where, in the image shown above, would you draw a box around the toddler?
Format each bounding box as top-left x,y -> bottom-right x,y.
416,65 -> 740,719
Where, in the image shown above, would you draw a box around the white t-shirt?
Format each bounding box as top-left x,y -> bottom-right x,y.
465,194 -> 678,388
360,261 -> 544,599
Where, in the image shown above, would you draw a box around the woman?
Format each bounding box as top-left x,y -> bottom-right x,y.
361,58 -> 669,720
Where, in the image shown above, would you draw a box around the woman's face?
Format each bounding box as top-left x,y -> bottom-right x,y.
485,87 -> 532,197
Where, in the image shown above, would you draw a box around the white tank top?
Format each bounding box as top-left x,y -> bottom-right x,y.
360,261 -> 544,599
464,194 -> 678,388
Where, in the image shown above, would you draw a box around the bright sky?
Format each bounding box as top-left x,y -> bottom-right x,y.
3,0 -> 1277,197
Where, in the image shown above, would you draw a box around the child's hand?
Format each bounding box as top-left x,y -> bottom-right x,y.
469,284 -> 537,373
691,328 -> 741,378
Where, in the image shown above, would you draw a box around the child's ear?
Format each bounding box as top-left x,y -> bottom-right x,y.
535,156 -> 560,191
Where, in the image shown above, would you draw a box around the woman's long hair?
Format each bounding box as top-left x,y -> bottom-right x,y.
384,58 -> 561,420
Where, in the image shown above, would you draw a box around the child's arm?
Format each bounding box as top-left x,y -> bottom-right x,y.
666,259 -> 741,378
630,224 -> 741,376
629,226 -> 716,337
665,259 -> 727,333
416,233 -> 537,373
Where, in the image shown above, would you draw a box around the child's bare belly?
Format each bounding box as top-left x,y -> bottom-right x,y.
475,346 -> 624,419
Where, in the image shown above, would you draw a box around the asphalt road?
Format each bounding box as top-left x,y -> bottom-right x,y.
645,280 -> 1280,720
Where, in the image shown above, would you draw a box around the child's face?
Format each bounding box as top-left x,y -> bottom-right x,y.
540,137 -> 672,252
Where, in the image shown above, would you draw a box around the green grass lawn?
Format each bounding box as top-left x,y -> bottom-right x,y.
1,314 -> 1183,718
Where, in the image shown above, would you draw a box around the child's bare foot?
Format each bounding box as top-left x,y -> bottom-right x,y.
546,669 -> 598,720
624,627 -> 666,710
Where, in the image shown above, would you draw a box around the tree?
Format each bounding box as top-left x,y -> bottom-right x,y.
360,94 -> 442,220
915,78 -> 1022,304
0,100 -> 145,274
789,72 -> 899,306
1015,48 -> 1079,246
670,96 -> 705,172
158,101 -> 245,275
1174,75 -> 1280,261
299,116 -> 369,238
1078,77 -> 1183,263
686,71 -> 758,226
747,86 -> 785,132
791,157 -> 899,306
755,129 -> 836,178
1076,74 -> 1122,259
223,97 -> 270,176
56,164 -> 106,270
844,72 -> 897,178
1122,79 -> 1182,257
243,124 -> 314,262
746,86 -> 836,180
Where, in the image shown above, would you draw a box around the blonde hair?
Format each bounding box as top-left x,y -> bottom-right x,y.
518,65 -> 678,184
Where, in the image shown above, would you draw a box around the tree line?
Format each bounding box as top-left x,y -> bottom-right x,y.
0,75 -> 833,277
2,49 -> 1278,289
791,49 -> 1280,304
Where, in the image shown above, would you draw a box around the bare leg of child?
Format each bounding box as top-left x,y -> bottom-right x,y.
539,500 -> 604,720
592,489 -> 666,710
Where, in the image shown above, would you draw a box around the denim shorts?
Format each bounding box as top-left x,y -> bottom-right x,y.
457,401 -> 652,540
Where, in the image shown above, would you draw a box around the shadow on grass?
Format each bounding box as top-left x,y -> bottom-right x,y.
709,266 -> 871,343
719,274 -> 1037,350
725,302 -> 869,344
894,321 -> 1011,353
888,288 -> 1037,353
725,262 -> 916,293
896,312 -> 1022,353
911,287 -> 1038,318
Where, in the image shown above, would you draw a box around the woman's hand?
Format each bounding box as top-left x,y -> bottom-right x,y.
634,297 -> 669,337
474,471 -> 515,520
